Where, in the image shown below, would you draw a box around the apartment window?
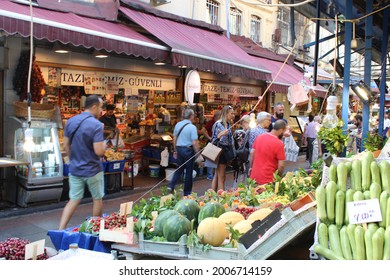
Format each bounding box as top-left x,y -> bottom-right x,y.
277,8 -> 290,45
250,15 -> 262,43
206,0 -> 219,25
229,7 -> 242,35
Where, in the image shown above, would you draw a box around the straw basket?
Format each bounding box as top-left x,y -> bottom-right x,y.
13,101 -> 56,120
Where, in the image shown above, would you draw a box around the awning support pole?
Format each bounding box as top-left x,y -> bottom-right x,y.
378,7 -> 390,136
362,0 -> 374,150
341,0 -> 353,134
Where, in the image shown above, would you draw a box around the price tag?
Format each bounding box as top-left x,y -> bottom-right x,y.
113,163 -> 120,169
25,239 -> 45,260
347,199 -> 382,224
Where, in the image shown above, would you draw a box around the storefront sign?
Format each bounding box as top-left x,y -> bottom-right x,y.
201,82 -> 260,96
41,67 -> 176,92
184,70 -> 201,105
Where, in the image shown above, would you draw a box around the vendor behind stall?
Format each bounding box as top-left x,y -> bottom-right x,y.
99,104 -> 117,130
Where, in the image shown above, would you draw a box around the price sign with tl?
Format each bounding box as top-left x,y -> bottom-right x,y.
347,199 -> 382,224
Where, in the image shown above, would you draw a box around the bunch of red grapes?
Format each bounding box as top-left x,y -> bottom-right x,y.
0,238 -> 48,260
233,207 -> 258,219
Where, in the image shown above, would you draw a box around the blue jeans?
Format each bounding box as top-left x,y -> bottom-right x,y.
207,167 -> 214,178
169,146 -> 195,196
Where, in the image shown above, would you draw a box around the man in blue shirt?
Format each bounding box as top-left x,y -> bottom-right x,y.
169,109 -> 199,196
59,95 -> 106,230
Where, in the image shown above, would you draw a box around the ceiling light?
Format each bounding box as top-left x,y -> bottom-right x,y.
351,81 -> 372,103
351,22 -> 358,49
93,50 -> 108,58
53,42 -> 69,54
154,60 -> 166,65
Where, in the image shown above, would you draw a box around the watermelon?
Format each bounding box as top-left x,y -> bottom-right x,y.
154,210 -> 180,236
173,199 -> 200,223
198,201 -> 226,223
163,214 -> 192,242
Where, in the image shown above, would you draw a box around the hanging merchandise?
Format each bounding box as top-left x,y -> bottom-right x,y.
160,147 -> 169,167
322,96 -> 339,129
287,83 -> 309,112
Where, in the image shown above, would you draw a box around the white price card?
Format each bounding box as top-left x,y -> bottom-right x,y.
25,239 -> 45,260
347,199 -> 382,224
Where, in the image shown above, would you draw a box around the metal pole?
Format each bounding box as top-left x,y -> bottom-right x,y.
313,0 -> 321,86
378,7 -> 390,136
362,0 -> 373,150
342,0 -> 353,133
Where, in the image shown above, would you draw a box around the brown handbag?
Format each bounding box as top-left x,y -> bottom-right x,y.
201,142 -> 222,163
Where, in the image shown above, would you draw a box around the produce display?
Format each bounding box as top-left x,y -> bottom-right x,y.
314,151 -> 390,260
0,238 -> 48,260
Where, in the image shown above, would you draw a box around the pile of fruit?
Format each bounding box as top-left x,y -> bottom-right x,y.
0,238 -> 48,260
314,151 -> 390,260
75,212 -> 137,235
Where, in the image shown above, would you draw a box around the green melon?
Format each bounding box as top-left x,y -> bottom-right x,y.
163,213 -> 192,242
198,201 -> 226,223
173,199 -> 200,223
154,209 -> 180,236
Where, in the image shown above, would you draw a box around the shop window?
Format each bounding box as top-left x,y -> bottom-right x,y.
229,7 -> 242,36
250,15 -> 262,43
206,0 -> 219,25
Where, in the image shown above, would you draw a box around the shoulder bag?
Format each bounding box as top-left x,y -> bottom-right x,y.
201,122 -> 222,163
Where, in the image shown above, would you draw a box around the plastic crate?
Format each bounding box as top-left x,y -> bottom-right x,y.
102,161 -> 108,172
188,245 -> 242,260
240,202 -> 317,260
106,160 -> 125,172
138,232 -> 188,258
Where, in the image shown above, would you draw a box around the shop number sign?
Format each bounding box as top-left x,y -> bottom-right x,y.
347,199 -> 382,224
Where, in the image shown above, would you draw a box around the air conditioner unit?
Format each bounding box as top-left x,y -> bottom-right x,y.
150,0 -> 171,6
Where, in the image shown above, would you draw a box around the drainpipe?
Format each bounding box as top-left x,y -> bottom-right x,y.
226,0 -> 230,39
289,0 -> 295,47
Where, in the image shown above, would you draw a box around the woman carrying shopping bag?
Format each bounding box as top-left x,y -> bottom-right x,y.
211,105 -> 236,191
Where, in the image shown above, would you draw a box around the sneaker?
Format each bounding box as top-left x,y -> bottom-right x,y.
168,187 -> 174,194
206,176 -> 214,181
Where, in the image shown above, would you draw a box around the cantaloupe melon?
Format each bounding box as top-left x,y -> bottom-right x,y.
218,211 -> 245,237
197,217 -> 226,247
247,208 -> 272,221
233,219 -> 254,234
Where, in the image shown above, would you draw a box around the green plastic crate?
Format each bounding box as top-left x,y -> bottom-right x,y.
188,245 -> 242,260
138,232 -> 188,258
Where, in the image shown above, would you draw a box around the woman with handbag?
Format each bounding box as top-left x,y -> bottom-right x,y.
211,105 -> 236,191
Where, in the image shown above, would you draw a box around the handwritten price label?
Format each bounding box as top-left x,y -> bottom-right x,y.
347,199 -> 382,224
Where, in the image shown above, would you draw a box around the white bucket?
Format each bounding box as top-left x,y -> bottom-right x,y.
149,164 -> 160,178
165,168 -> 176,182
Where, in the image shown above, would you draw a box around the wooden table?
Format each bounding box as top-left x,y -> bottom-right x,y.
0,157 -> 29,205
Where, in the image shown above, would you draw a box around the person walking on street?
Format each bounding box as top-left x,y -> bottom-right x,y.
249,120 -> 287,185
59,95 -> 106,230
169,109 -> 200,196
303,115 -> 318,165
248,111 -> 271,150
211,105 -> 236,191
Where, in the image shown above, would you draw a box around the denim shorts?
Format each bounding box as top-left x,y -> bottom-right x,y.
69,171 -> 105,200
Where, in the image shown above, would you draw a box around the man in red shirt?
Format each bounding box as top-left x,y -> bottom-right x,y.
249,120 -> 287,185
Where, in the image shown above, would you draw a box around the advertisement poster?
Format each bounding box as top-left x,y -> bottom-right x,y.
84,73 -> 106,95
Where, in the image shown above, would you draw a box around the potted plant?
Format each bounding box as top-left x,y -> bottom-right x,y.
363,131 -> 383,157
317,120 -> 349,157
